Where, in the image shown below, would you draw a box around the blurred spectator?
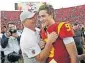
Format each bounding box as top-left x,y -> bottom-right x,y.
8,22 -> 21,41
81,27 -> 85,45
1,22 -> 21,63
0,33 -> 4,63
1,26 -> 7,35
73,23 -> 85,63
1,29 -> 20,63
1,26 -> 7,63
8,22 -> 22,37
8,22 -> 16,30
0,33 -> 2,63
16,25 -> 23,37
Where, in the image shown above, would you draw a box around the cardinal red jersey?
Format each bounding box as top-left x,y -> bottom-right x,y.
40,22 -> 75,63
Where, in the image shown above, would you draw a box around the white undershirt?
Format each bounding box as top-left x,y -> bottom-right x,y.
63,37 -> 74,45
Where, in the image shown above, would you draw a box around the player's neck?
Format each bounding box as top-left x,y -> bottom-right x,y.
48,19 -> 55,27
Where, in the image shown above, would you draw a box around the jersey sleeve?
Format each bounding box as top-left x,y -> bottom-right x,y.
59,22 -> 75,38
63,37 -> 74,44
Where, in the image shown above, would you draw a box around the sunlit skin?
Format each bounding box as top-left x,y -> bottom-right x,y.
39,10 -> 55,28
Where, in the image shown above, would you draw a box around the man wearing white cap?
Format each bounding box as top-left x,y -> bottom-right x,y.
20,10 -> 58,63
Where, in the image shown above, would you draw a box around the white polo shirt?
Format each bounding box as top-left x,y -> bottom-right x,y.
3,36 -> 20,55
20,27 -> 41,58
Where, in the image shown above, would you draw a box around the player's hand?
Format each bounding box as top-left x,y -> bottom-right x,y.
47,32 -> 58,43
39,39 -> 46,50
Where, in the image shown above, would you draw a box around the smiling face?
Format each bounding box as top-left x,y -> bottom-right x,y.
38,4 -> 54,28
39,10 -> 51,28
22,14 -> 37,29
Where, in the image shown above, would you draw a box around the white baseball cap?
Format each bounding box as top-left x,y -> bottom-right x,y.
20,11 -> 36,22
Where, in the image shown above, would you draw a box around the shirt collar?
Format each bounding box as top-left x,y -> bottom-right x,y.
24,27 -> 35,34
